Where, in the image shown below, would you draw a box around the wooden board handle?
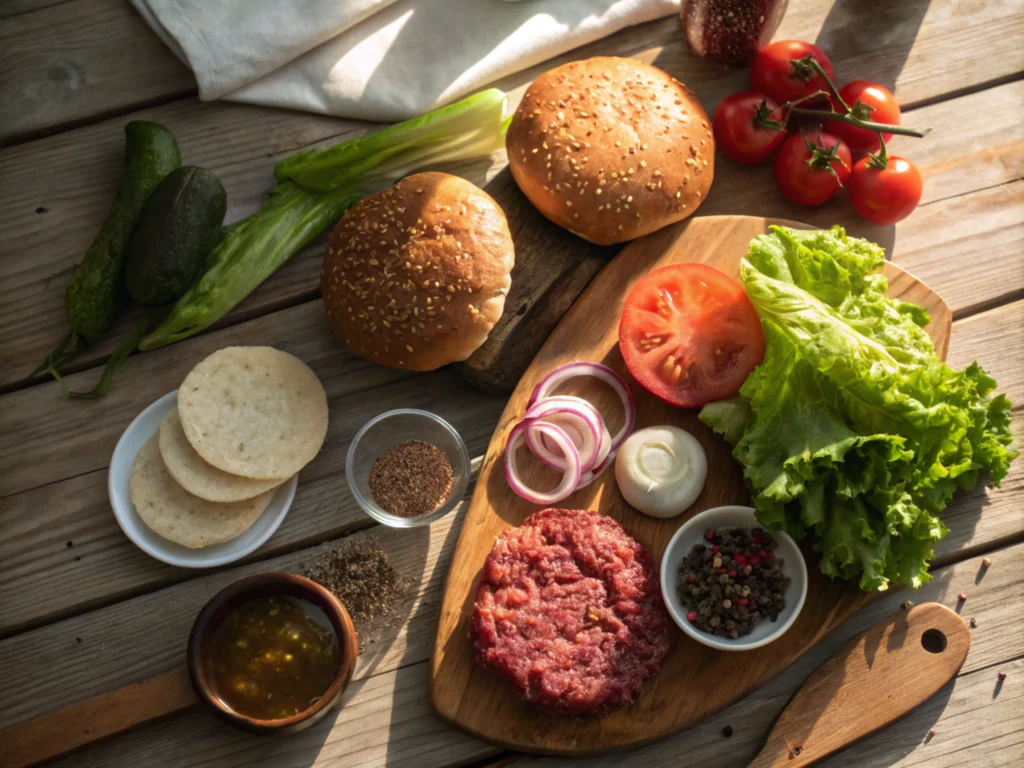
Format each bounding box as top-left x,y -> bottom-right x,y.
0,666 -> 198,768
749,602 -> 970,767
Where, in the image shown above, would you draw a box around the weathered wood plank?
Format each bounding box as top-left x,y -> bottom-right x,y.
45,661 -> 497,768
894,181 -> 1024,319
0,0 -> 193,142
3,37 -> 1023,390
819,660 -> 1024,767
19,539 -> 1024,767
0,0 -> 73,19
890,85 -> 1024,207
945,300 -> 1024,413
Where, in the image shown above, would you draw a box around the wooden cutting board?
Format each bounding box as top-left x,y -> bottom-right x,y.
430,214 -> 952,755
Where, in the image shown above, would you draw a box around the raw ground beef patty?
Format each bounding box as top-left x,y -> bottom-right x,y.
470,508 -> 672,716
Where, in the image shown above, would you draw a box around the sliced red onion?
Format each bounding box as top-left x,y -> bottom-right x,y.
576,424 -> 614,488
505,421 -> 581,505
523,396 -> 603,472
529,362 -> 636,453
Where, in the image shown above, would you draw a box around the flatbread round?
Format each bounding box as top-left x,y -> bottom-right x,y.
129,435 -> 274,549
158,410 -> 284,502
177,347 -> 328,480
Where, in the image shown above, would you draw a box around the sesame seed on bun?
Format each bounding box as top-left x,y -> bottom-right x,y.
322,172 -> 514,371
506,57 -> 714,245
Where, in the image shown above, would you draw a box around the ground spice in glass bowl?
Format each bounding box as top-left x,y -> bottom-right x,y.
345,409 -> 470,528
368,441 -> 453,517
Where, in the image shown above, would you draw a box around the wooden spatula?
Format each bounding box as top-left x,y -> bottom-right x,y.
749,602 -> 970,767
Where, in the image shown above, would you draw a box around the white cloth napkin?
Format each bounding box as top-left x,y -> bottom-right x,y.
131,0 -> 681,122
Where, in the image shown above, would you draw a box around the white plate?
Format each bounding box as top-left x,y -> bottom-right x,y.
109,390 -> 297,568
660,505 -> 808,651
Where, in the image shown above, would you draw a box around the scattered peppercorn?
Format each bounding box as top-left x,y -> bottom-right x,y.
902,600 -> 914,610
957,592 -> 967,602
793,747 -> 802,756
678,527 -> 789,639
998,671 -> 1007,681
982,557 -> 992,568
368,440 -> 453,517
969,617 -> 977,628
66,541 -> 73,548
301,538 -> 411,624
722,725 -> 733,738
35,206 -> 47,214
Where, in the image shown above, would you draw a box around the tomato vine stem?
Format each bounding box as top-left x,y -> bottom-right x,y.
789,107 -> 932,138
776,60 -> 933,139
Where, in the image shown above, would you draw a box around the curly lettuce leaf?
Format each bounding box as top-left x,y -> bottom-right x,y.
701,225 -> 1017,591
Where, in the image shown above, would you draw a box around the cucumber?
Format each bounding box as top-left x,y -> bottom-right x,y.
36,121 -> 180,379
125,166 -> 227,306
64,121 -> 181,342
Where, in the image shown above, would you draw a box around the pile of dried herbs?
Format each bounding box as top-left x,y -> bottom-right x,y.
302,538 -> 411,624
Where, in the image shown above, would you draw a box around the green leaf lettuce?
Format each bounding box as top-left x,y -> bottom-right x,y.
700,226 -> 1016,591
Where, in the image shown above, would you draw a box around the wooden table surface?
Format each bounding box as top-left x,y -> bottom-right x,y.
1,1 -> 1022,766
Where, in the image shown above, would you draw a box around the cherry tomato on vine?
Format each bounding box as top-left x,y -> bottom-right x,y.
712,92 -> 787,164
750,40 -> 835,103
773,131 -> 851,206
847,154 -> 923,225
826,80 -> 901,154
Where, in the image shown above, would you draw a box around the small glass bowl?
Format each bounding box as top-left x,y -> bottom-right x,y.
345,409 -> 471,528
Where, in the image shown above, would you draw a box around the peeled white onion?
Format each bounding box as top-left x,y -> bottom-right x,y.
614,425 -> 707,518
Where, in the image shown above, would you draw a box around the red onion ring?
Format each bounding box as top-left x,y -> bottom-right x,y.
576,424 -> 613,488
523,396 -> 603,472
528,362 -> 636,454
505,421 -> 581,505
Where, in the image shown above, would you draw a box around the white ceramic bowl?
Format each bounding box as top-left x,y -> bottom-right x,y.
660,505 -> 807,651
109,390 -> 297,568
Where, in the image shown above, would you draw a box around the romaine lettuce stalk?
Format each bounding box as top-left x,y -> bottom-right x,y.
140,182 -> 359,350
141,89 -> 509,350
274,88 -> 510,192
700,225 -> 1017,591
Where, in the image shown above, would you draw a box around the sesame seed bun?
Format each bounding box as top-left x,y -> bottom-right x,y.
322,172 -> 514,371
506,57 -> 714,245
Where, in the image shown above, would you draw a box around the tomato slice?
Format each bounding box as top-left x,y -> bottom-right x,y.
618,264 -> 765,408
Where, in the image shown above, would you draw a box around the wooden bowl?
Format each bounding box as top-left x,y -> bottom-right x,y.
187,572 -> 357,734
